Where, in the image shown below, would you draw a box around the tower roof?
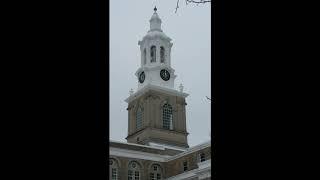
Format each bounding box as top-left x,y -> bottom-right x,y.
149,6 -> 162,32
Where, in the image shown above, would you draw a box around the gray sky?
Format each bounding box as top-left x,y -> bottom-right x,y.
110,0 -> 211,147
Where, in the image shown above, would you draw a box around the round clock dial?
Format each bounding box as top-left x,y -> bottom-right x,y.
139,71 -> 145,83
160,69 -> 170,81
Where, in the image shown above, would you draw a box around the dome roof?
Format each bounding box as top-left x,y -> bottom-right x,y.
142,30 -> 171,41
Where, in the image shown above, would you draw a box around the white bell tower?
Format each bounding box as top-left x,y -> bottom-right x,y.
135,7 -> 176,90
125,7 -> 189,148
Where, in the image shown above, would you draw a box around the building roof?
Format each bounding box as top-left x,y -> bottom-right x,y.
109,139 -> 211,162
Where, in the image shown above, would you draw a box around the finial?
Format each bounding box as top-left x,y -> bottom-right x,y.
154,6 -> 157,12
129,88 -> 134,95
179,84 -> 184,92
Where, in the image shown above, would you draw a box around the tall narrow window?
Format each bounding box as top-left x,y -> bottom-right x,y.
136,107 -> 142,130
150,46 -> 156,62
200,153 -> 206,162
160,46 -> 165,63
183,161 -> 188,172
162,104 -> 173,130
143,48 -> 146,65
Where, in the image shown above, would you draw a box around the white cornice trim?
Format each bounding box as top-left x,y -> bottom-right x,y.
125,84 -> 189,103
110,139 -> 165,150
109,147 -> 171,162
148,142 -> 187,152
135,64 -> 175,76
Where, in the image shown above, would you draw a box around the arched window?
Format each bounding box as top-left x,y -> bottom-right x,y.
128,161 -> 141,180
150,46 -> 156,63
136,107 -> 143,130
143,48 -> 146,65
160,46 -> 165,63
162,104 -> 173,130
149,164 -> 162,180
109,158 -> 118,180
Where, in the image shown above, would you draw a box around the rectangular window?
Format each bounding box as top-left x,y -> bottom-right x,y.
183,161 -> 188,172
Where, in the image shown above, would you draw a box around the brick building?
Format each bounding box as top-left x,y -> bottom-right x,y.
109,7 -> 211,180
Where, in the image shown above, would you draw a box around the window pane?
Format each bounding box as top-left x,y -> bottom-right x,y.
183,161 -> 188,171
151,46 -> 156,62
143,49 -> 146,65
112,168 -> 117,180
134,171 -> 140,180
200,153 -> 206,162
128,170 -> 133,180
150,173 -> 155,180
160,47 -> 165,63
156,173 -> 161,180
136,108 -> 143,130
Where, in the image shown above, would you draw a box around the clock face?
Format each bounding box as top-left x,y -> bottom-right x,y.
160,69 -> 170,81
139,71 -> 145,83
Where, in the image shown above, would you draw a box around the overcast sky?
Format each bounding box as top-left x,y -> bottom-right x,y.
110,0 -> 211,147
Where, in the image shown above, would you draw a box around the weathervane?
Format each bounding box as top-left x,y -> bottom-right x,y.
154,6 -> 157,12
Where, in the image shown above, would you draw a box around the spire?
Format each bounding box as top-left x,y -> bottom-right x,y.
149,6 -> 162,32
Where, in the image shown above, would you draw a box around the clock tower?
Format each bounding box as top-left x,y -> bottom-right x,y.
125,7 -> 189,148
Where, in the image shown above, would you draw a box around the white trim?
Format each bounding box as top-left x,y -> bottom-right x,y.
110,147 -> 171,162
125,84 -> 188,103
148,142 -> 187,152
110,139 -> 165,150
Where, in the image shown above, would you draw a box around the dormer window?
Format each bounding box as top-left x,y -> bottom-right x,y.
160,46 -> 165,63
150,46 -> 156,63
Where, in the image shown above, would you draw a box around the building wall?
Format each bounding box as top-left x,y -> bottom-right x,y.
164,147 -> 211,178
110,155 -> 166,180
109,146 -> 211,179
126,90 -> 188,147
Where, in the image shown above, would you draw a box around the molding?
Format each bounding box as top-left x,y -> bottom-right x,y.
148,142 -> 187,151
125,84 -> 188,103
110,139 -> 165,150
109,147 -> 170,162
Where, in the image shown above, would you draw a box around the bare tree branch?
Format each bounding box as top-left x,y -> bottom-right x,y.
186,0 -> 211,3
175,0 -> 211,13
175,0 -> 180,13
